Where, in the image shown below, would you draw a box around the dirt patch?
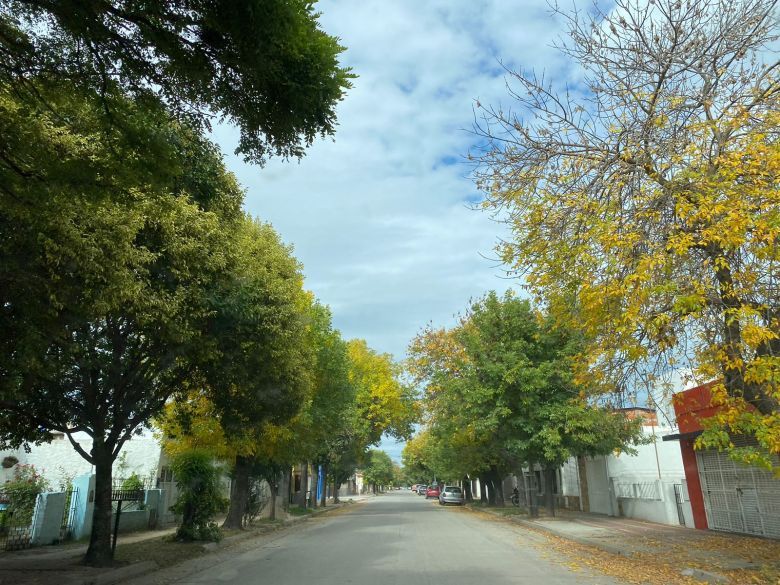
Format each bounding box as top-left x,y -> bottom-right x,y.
114,536 -> 206,569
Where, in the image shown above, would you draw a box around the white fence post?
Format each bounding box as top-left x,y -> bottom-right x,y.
30,492 -> 66,546
71,473 -> 96,540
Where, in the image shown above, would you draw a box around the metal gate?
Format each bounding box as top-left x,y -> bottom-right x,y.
59,487 -> 79,542
673,483 -> 686,526
696,438 -> 780,538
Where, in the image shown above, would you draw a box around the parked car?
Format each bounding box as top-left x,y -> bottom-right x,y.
438,486 -> 465,506
425,485 -> 440,499
417,485 -> 428,495
411,484 -> 418,492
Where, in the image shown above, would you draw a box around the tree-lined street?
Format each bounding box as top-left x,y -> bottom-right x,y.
144,492 -> 621,585
0,0 -> 778,580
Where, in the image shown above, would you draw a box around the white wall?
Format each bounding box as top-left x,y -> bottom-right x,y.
608,426 -> 685,480
0,429 -> 163,489
580,425 -> 689,525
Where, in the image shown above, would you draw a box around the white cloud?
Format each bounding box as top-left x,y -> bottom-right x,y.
211,0 -> 574,458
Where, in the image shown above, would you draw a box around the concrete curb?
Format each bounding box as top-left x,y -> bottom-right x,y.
80,561 -> 159,585
681,567 -> 729,584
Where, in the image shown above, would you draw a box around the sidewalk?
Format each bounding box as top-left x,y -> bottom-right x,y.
466,505 -> 780,585
0,499 -> 363,585
0,527 -> 179,585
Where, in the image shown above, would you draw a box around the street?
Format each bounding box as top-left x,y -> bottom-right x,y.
165,492 -> 624,585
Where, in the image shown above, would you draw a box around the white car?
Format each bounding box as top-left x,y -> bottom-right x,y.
438,486 -> 465,505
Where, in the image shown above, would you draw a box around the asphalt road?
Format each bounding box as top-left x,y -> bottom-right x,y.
162,491 -> 626,585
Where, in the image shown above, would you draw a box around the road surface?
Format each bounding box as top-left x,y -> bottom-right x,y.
157,491 -> 624,585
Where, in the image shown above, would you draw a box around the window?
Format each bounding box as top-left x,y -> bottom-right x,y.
158,466 -> 173,483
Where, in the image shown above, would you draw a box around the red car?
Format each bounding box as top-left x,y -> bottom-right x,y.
425,486 -> 440,499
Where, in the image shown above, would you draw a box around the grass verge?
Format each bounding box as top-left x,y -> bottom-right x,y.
287,506 -> 313,516
114,536 -> 207,569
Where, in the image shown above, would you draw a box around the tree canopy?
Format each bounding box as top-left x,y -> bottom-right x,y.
1,0 -> 353,163
0,0 -> 357,565
158,215 -> 313,528
0,80 -> 244,565
408,291 -> 644,506
362,449 -> 394,491
158,299 -> 418,521
473,0 -> 780,469
347,339 -> 418,446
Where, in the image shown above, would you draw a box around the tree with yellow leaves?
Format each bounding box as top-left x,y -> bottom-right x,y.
474,0 -> 780,470
347,339 -> 418,446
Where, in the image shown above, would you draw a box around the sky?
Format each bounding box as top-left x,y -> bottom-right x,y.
211,0 -> 576,462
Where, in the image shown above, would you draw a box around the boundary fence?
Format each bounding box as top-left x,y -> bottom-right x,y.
0,490 -> 33,551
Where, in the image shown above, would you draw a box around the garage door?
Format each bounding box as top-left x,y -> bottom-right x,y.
696,439 -> 780,538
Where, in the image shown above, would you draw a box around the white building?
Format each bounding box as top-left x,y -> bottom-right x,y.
0,429 -> 163,489
559,408 -> 693,526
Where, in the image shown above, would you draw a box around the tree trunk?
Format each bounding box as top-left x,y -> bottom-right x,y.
180,498 -> 195,536
310,464 -> 319,508
462,476 -> 473,502
484,476 -> 496,506
577,457 -> 589,512
282,468 -> 291,512
528,465 -> 539,518
268,477 -> 278,521
83,445 -> 114,567
223,455 -> 250,529
544,467 -> 556,517
296,463 -> 308,508
479,477 -> 488,503
711,250 -> 778,414
319,464 -> 329,507
488,466 -> 504,507
333,478 -> 339,503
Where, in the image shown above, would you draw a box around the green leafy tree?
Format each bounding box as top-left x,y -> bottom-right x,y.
410,292 -> 643,511
2,464 -> 50,527
302,303 -> 357,507
161,216 -> 311,530
0,82 -> 241,566
1,0 -> 353,163
170,450 -> 227,542
362,450 -> 394,493
120,474 -> 144,493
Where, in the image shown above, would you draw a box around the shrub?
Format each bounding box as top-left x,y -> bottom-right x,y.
2,464 -> 50,526
1,456 -> 18,469
121,473 -> 145,492
170,450 -> 226,542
